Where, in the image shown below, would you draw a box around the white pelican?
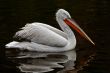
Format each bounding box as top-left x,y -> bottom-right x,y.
6,9 -> 94,52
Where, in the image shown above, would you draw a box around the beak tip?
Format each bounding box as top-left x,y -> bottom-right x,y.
93,43 -> 95,46
91,41 -> 95,46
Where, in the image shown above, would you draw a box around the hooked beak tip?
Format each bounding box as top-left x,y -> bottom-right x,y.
91,41 -> 95,45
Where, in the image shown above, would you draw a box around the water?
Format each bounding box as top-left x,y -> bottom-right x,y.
6,46 -> 95,73
0,0 -> 109,73
6,50 -> 76,73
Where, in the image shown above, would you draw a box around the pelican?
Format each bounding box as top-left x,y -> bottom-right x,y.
6,9 -> 94,52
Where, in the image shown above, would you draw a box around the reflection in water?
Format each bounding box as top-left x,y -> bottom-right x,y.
6,50 -> 76,73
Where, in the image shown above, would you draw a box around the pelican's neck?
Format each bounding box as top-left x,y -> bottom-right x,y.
56,17 -> 76,49
56,17 -> 75,39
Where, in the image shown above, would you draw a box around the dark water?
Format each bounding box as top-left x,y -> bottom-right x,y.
0,0 -> 109,73
5,47 -> 95,73
6,50 -> 76,73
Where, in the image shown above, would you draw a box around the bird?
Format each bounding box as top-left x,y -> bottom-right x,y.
5,9 -> 95,52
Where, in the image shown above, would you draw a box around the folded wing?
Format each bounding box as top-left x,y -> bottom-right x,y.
14,23 -> 68,47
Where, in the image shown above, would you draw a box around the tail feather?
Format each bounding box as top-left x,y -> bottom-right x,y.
5,41 -> 21,48
5,41 -> 33,50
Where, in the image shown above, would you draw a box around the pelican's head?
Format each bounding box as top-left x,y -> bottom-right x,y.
56,9 -> 95,45
56,9 -> 71,20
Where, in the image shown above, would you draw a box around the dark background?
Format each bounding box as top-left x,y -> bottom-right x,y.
0,0 -> 109,73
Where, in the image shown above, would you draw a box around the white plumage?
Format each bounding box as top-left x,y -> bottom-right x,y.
6,9 -> 94,52
15,23 -> 68,47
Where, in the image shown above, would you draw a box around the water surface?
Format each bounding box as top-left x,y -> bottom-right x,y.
6,46 -> 95,73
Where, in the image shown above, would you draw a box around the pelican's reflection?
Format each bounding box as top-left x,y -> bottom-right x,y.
9,50 -> 76,73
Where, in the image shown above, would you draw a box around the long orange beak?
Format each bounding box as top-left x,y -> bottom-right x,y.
64,18 -> 95,45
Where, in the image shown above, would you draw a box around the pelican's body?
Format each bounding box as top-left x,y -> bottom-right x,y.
6,22 -> 76,52
6,9 -> 94,52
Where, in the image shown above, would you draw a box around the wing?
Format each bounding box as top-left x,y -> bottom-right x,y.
36,22 -> 67,39
14,23 -> 68,47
